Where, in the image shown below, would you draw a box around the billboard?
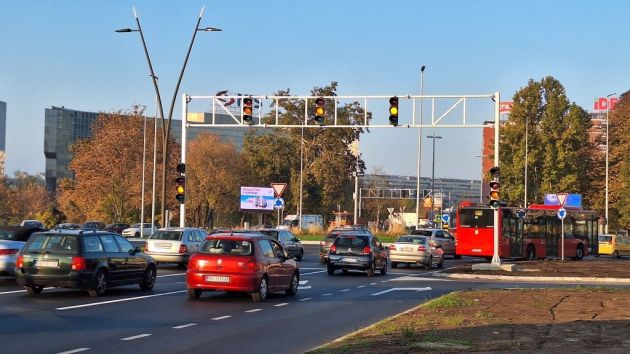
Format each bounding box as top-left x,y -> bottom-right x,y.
240,186 -> 275,211
593,97 -> 619,111
544,193 -> 583,208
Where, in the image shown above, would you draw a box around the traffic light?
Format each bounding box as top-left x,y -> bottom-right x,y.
175,176 -> 185,203
388,96 -> 399,126
313,97 -> 325,125
488,166 -> 500,209
242,97 -> 253,125
176,163 -> 186,174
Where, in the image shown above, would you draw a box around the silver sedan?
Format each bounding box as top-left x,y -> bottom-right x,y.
388,235 -> 444,269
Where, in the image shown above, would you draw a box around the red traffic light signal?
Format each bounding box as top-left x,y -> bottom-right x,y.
313,97 -> 325,125
175,176 -> 185,203
242,97 -> 253,125
389,96 -> 399,126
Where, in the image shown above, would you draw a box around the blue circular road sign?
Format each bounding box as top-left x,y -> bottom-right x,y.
557,207 -> 567,220
273,197 -> 285,209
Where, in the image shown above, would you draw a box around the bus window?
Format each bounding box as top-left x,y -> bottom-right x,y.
459,209 -> 493,228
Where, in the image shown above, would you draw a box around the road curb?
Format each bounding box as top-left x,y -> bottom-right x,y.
433,272 -> 630,284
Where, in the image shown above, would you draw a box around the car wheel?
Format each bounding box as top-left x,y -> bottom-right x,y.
425,256 -> 433,269
251,276 -> 269,302
24,285 -> 43,295
140,264 -> 156,291
187,288 -> 202,299
391,261 -> 398,269
341,269 -> 348,274
613,250 -> 620,258
366,262 -> 375,277
437,256 -> 444,268
296,250 -> 303,262
380,259 -> 387,275
575,245 -> 584,260
89,269 -> 108,297
285,272 -> 299,296
134,232 -> 140,238
526,245 -> 536,261
327,264 -> 335,275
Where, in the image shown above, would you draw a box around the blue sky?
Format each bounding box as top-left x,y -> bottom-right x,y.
1,0 -> 628,180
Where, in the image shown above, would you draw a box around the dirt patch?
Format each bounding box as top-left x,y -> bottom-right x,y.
309,288 -> 630,353
445,258 -> 630,278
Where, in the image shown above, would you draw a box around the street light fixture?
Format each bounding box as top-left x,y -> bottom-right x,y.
415,65 -> 426,229
116,6 -> 220,226
426,132 -> 442,226
605,92 -> 616,234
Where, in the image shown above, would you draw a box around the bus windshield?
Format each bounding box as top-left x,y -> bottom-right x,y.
459,208 -> 494,228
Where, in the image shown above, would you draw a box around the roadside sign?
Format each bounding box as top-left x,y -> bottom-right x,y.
273,197 -> 285,209
557,193 -> 568,206
516,209 -> 526,219
557,207 -> 567,220
271,183 -> 287,198
441,214 -> 450,224
387,207 -> 394,215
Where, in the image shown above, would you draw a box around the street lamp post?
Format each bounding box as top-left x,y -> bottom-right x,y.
524,113 -> 528,208
415,65 -> 426,229
427,133 -> 442,226
475,153 -> 486,203
116,7 -> 221,227
605,92 -> 616,234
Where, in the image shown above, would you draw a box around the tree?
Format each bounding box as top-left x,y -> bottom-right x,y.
500,77 -> 593,207
186,133 -> 242,228
608,90 -> 630,229
2,172 -> 52,225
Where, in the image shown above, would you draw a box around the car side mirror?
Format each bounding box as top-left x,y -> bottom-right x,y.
129,248 -> 139,255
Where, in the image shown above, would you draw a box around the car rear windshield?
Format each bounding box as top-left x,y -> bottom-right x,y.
23,234 -> 79,255
335,235 -> 368,247
397,236 -> 426,244
199,239 -> 253,256
599,235 -> 613,242
412,230 -> 433,237
150,231 -> 182,241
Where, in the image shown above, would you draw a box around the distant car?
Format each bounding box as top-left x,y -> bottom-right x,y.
258,229 -> 304,261
122,223 -> 158,238
186,232 -> 299,302
411,228 -> 458,258
105,223 -> 130,235
19,220 -> 45,228
15,230 -> 156,296
599,234 -> 630,258
327,232 -> 388,276
144,227 -> 208,267
389,234 -> 445,269
82,221 -> 106,230
0,226 -> 46,276
320,226 -> 373,263
54,223 -> 81,230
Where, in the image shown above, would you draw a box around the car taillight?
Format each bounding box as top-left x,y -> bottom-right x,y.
389,244 -> 396,250
16,255 -> 24,268
179,244 -> 187,254
239,261 -> 257,271
71,256 -> 86,270
330,244 -> 336,253
362,246 -> 372,255
0,249 -> 19,255
418,245 -> 426,252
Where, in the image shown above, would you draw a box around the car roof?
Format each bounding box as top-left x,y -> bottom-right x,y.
156,227 -> 201,231
39,229 -> 118,236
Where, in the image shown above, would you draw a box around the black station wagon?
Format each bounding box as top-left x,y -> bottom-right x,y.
15,230 -> 157,297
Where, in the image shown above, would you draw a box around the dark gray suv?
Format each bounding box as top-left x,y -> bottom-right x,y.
327,233 -> 388,276
319,227 -> 372,263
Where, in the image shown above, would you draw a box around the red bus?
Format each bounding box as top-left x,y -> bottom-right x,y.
455,202 -> 599,260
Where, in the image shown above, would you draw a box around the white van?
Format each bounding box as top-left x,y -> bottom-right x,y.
279,214 -> 323,231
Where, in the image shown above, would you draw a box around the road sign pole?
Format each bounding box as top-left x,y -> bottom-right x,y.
491,92 -> 501,267
561,218 -> 565,261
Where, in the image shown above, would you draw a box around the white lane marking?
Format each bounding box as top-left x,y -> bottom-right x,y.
380,280 -> 388,283
245,308 -> 262,313
1,287 -> 54,295
390,276 -> 450,282
274,303 -> 289,307
322,293 -> 333,296
300,270 -> 326,276
299,280 -> 309,285
370,282 -> 378,285
340,289 -> 350,292
56,290 -> 186,310
57,348 -> 90,354
299,297 -> 312,302
371,287 -> 432,296
212,316 -> 231,320
173,323 -> 197,329
357,285 -> 365,288
299,267 -> 324,270
157,273 -> 186,278
121,334 -> 152,341
298,279 -> 311,289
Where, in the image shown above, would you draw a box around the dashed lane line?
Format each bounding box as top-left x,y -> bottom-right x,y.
340,289 -> 350,292
57,348 -> 90,354
300,270 -> 327,276
245,308 -> 263,313
357,285 -> 365,288
121,334 -> 152,341
274,303 -> 289,307
56,290 -> 187,310
322,293 -> 333,296
173,323 -> 197,329
299,297 -> 312,302
212,315 -> 232,321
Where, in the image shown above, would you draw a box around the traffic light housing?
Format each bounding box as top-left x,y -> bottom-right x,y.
313,97 -> 325,125
175,176 -> 185,203
176,163 -> 186,174
242,97 -> 253,125
488,166 -> 500,209
389,96 -> 399,126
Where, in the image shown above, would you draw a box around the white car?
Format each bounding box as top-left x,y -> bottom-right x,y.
144,227 -> 208,266
122,223 -> 157,238
1,226 -> 45,276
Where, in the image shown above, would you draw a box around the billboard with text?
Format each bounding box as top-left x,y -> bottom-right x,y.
239,186 -> 275,211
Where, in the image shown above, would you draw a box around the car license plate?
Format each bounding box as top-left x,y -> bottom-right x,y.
342,257 -> 357,263
205,275 -> 229,283
402,247 -> 414,252
156,243 -> 172,248
34,259 -> 58,268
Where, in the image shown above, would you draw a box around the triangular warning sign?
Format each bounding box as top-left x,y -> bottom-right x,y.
271,183 -> 287,198
557,193 -> 568,206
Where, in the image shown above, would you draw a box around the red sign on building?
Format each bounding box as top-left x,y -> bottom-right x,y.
593,97 -> 619,111
499,102 -> 513,113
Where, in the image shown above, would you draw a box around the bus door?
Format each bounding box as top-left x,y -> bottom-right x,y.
546,215 -> 560,257
505,213 -> 522,257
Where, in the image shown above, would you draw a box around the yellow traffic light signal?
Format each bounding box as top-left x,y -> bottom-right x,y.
242,97 -> 253,125
175,176 -> 185,203
389,96 -> 399,126
314,97 -> 325,125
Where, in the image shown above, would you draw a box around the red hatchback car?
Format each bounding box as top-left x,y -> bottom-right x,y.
186,232 -> 299,302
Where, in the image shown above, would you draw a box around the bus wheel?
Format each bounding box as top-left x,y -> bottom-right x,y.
526,245 -> 536,261
575,245 -> 584,260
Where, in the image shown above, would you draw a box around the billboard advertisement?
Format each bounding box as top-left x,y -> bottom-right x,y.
240,186 -> 275,211
544,193 -> 582,208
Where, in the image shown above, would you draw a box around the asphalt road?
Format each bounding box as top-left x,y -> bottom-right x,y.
1,245 -> 628,354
